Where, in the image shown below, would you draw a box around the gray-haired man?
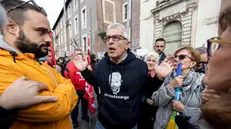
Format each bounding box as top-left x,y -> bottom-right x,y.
74,22 -> 174,129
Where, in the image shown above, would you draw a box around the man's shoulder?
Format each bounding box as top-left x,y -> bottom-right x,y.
131,57 -> 147,66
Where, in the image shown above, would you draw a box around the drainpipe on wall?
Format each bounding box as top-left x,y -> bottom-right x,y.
63,0 -> 67,56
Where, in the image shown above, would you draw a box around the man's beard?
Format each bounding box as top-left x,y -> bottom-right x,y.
14,29 -> 50,58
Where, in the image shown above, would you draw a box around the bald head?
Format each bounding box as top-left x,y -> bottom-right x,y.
0,4 -> 7,30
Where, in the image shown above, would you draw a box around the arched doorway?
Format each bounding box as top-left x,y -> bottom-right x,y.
163,21 -> 182,54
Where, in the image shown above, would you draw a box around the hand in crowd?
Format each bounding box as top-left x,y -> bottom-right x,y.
74,57 -> 88,72
170,76 -> 184,89
87,65 -> 93,71
0,77 -> 58,110
155,56 -> 174,79
202,87 -> 220,104
172,100 -> 184,112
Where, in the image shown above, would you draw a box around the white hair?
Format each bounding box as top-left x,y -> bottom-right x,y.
107,22 -> 129,40
144,52 -> 159,63
0,4 -> 7,30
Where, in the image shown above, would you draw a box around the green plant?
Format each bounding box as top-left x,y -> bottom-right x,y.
98,32 -> 106,40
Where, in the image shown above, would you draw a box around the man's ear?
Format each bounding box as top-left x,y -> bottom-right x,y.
5,18 -> 19,36
126,41 -> 131,49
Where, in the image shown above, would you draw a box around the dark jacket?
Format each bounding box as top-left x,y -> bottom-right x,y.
0,107 -> 17,129
81,50 -> 161,129
139,75 -> 163,120
158,52 -> 166,65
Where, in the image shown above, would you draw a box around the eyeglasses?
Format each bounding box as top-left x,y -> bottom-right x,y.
155,45 -> 164,48
7,0 -> 47,16
207,37 -> 231,57
175,54 -> 194,60
104,35 -> 128,42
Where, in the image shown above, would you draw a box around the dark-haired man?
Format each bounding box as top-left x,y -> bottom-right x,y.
154,38 -> 166,64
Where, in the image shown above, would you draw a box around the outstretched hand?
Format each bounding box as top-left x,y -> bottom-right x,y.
73,57 -> 89,72
0,77 -> 58,110
155,56 -> 174,80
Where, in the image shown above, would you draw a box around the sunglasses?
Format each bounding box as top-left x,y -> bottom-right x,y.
7,0 -> 47,16
175,55 -> 194,60
104,35 -> 128,42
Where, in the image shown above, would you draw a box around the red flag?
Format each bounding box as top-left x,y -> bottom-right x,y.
49,31 -> 56,66
83,83 -> 96,114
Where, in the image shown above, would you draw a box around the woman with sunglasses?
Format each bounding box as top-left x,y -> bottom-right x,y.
152,47 -> 204,129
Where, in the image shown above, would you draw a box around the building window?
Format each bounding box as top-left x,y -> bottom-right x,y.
69,22 -> 72,38
163,21 -> 182,54
68,4 -> 72,19
81,6 -> 87,29
123,2 -> 128,22
74,15 -> 79,34
82,36 -> 87,52
74,0 -> 78,10
103,0 -> 116,24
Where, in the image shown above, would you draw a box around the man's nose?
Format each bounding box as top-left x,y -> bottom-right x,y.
45,34 -> 52,43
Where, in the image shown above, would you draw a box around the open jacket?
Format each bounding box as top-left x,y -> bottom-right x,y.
152,71 -> 204,129
0,40 -> 78,129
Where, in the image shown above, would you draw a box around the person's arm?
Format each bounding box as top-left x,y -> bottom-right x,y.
0,77 -> 58,127
81,68 -> 98,87
141,75 -> 163,105
151,77 -> 175,107
0,65 -> 78,123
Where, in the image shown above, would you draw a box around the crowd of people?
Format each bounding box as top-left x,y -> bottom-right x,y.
0,0 -> 231,129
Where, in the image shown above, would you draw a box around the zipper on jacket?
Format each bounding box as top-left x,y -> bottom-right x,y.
41,65 -> 58,86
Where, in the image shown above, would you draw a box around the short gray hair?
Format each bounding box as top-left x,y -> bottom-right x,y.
0,4 -> 7,29
196,47 -> 207,54
107,22 -> 129,40
144,52 -> 159,63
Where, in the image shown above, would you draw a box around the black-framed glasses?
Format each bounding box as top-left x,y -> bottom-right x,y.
104,35 -> 128,42
206,37 -> 231,57
175,54 -> 194,60
7,0 -> 47,16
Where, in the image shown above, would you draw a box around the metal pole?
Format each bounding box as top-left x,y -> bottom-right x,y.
78,0 -> 82,50
63,0 -> 67,56
130,0 -> 133,49
127,0 -> 131,41
89,7 -> 93,53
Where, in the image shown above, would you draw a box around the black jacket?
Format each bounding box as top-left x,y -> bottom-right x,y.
139,75 -> 163,120
81,50 -> 161,129
158,52 -> 166,65
0,107 -> 17,129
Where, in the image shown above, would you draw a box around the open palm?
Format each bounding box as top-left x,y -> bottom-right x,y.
73,58 -> 88,71
155,56 -> 174,79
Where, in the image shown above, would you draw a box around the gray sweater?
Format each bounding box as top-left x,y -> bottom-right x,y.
152,71 -> 204,129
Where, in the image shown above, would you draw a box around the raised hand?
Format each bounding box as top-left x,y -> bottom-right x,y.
155,56 -> 174,79
73,57 -> 88,72
0,77 -> 58,110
